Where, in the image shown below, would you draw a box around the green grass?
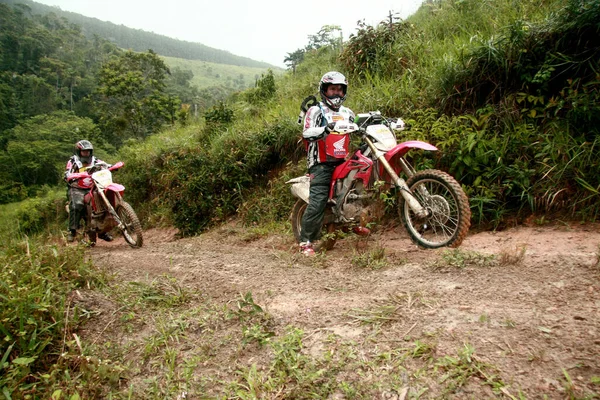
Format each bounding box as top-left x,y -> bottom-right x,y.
161,55 -> 284,91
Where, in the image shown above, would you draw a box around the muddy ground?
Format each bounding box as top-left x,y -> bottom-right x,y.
82,221 -> 600,399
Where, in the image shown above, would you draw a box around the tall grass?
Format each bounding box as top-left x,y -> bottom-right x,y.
0,191 -> 109,398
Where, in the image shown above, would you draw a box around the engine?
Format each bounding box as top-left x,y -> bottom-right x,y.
338,181 -> 369,222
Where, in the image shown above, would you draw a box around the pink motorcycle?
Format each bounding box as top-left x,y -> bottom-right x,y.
68,161 -> 143,247
287,111 -> 471,250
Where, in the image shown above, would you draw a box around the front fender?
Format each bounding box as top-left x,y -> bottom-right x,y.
286,175 -> 310,203
106,183 -> 125,192
384,140 -> 438,162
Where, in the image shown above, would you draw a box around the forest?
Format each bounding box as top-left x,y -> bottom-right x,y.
0,0 -> 277,68
0,2 -> 275,204
1,0 -> 600,397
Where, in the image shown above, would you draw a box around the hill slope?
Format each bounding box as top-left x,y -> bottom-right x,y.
0,0 -> 279,68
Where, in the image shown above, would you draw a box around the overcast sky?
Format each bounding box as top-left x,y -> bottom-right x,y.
33,0 -> 424,68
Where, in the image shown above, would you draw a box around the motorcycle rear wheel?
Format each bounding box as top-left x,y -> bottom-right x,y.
291,199 -> 337,252
399,169 -> 471,249
116,202 -> 143,248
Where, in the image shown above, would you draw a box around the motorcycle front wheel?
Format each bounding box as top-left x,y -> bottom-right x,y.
399,169 -> 471,249
116,202 -> 143,248
291,199 -> 337,252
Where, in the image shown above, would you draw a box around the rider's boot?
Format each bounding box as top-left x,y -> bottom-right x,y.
352,226 -> 371,236
67,229 -> 76,243
99,232 -> 113,242
299,242 -> 315,257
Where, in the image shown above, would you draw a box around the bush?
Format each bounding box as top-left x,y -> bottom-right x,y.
15,189 -> 68,235
0,240 -> 103,397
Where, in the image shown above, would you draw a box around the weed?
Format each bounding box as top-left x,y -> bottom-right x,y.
388,291 -> 432,311
435,343 -> 507,395
347,305 -> 401,326
351,244 -> 387,270
502,318 -> 516,328
234,292 -> 265,321
527,348 -> 546,363
120,275 -> 191,309
479,313 -> 491,324
498,244 -> 527,266
411,340 -> 436,360
242,324 -> 275,347
431,249 -> 497,270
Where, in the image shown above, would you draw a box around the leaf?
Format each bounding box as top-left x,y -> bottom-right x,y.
12,356 -> 36,366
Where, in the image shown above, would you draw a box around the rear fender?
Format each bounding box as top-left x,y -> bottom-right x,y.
286,175 -> 310,203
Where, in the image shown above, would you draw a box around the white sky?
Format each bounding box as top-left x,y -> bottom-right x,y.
33,0 -> 424,68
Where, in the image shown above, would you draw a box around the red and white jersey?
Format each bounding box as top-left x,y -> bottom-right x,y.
302,102 -> 355,170
64,155 -> 104,189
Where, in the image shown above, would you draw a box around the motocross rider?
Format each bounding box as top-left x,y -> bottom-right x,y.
64,140 -> 113,243
299,71 -> 370,256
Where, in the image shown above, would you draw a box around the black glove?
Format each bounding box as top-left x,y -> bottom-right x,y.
325,122 -> 336,133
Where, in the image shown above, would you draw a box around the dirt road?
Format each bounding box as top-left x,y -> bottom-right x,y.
86,222 -> 600,398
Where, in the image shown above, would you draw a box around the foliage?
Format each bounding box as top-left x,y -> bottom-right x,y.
4,0 -> 277,68
0,236 -> 105,398
244,70 -> 277,105
93,50 -> 179,146
14,189 -> 68,235
339,18 -> 419,80
204,101 -> 234,124
0,4 -> 119,133
0,111 -> 110,203
4,0 -> 600,234
115,111 -> 301,235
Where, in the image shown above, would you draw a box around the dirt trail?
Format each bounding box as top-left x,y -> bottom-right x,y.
88,222 -> 600,398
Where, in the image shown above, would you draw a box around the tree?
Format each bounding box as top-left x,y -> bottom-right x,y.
165,67 -> 199,105
93,50 -> 179,146
0,111 -> 107,202
284,49 -> 305,73
306,25 -> 343,50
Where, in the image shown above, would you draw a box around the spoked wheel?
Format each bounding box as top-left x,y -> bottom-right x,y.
116,202 -> 143,248
291,199 -> 337,252
399,169 -> 471,249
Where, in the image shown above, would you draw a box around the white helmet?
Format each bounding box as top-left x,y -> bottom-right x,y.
319,71 -> 348,111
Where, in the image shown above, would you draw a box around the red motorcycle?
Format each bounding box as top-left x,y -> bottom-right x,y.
287,111 -> 471,251
68,161 -> 143,248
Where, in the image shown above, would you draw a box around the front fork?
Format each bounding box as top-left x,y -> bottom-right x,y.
364,137 -> 429,218
98,189 -> 126,231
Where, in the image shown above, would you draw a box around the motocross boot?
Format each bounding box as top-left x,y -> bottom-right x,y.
67,230 -> 76,243
99,232 -> 113,242
352,226 -> 371,236
299,242 -> 315,257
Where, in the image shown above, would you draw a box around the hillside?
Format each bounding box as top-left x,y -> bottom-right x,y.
0,0 -> 280,69
161,56 -> 279,92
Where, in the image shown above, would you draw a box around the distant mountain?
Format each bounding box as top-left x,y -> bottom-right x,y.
0,0 -> 280,69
